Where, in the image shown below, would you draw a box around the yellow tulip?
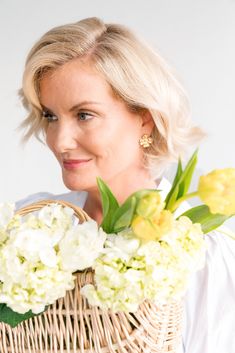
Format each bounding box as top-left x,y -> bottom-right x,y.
135,192 -> 164,219
153,210 -> 174,236
131,215 -> 158,241
198,168 -> 235,216
131,210 -> 174,241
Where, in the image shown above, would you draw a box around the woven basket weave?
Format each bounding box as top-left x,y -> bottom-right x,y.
0,200 -> 183,353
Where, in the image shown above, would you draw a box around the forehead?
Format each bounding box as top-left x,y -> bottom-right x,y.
39,59 -> 116,108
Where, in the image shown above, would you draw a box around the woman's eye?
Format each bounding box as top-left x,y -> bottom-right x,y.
42,110 -> 93,123
78,112 -> 93,121
42,111 -> 57,123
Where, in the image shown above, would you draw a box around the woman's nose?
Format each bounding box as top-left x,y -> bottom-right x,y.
47,120 -> 79,153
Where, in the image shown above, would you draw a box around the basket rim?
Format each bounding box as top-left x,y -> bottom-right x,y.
15,199 -> 91,223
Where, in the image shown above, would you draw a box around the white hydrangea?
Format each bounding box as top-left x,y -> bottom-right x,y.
0,201 -> 206,317
0,203 -> 107,315
59,219 -> 107,272
38,204 -> 75,229
0,261 -> 75,314
81,218 -> 206,312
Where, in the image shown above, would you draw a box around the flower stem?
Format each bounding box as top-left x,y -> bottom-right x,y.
170,191 -> 199,212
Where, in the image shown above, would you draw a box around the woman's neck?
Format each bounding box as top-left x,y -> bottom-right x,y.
83,170 -> 160,225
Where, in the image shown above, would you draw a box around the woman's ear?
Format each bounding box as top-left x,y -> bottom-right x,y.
141,110 -> 155,134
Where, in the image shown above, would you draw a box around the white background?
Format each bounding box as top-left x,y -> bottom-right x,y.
0,0 -> 234,229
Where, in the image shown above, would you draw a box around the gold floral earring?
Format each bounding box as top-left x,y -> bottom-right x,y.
139,134 -> 153,148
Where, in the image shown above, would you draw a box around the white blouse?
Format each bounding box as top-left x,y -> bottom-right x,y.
15,178 -> 235,353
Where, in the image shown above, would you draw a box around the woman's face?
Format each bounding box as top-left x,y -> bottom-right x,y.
39,59 -> 153,192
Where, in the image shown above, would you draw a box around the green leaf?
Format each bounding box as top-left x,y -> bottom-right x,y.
0,303 -> 39,328
165,158 -> 183,208
110,189 -> 159,233
177,149 -> 198,198
178,205 -> 231,233
169,159 -> 183,195
96,177 -> 119,233
112,196 -> 137,233
165,150 -> 198,210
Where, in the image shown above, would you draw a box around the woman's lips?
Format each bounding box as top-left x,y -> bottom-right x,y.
63,159 -> 92,170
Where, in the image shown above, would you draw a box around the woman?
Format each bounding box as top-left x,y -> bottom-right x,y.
17,17 -> 235,352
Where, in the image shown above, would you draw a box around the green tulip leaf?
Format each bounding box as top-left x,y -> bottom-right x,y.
178,149 -> 198,198
165,150 -> 198,210
0,303 -> 45,328
112,196 -> 137,233
111,189 -> 161,232
178,205 -> 231,233
165,158 -> 183,208
97,177 -> 119,233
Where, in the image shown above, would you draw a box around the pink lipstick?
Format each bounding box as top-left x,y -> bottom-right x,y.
63,159 -> 91,170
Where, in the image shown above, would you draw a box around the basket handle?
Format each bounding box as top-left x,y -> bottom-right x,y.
15,199 -> 91,223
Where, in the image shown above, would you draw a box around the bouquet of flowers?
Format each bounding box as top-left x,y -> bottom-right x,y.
0,150 -> 234,333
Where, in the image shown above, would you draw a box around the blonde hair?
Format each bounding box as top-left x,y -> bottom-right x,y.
19,16 -> 205,178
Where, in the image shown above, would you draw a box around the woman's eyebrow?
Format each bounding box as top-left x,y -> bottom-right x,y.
69,101 -> 101,112
41,101 -> 101,114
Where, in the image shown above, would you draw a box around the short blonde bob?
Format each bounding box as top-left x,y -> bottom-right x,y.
19,16 -> 204,178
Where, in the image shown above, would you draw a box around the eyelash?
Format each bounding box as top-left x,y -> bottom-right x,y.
42,111 -> 93,123
42,111 -> 57,122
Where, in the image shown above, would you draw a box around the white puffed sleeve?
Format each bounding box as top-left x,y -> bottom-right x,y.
15,192 -> 55,210
15,190 -> 88,210
182,227 -> 235,353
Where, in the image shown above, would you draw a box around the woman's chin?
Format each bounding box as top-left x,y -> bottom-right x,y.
62,175 -> 95,191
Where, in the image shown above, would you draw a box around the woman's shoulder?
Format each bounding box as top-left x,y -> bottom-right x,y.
15,190 -> 88,210
183,226 -> 235,352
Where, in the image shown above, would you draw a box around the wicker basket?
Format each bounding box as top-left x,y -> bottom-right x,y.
0,200 -> 183,353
